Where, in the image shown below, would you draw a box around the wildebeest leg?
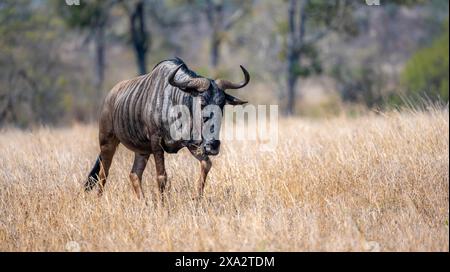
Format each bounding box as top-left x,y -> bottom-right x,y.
189,149 -> 212,199
85,137 -> 118,194
97,136 -> 119,196
85,156 -> 102,191
153,151 -> 167,201
197,157 -> 212,198
130,153 -> 149,199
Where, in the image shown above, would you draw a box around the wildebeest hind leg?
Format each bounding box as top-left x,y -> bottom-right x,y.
97,136 -> 119,196
130,153 -> 150,199
85,156 -> 102,191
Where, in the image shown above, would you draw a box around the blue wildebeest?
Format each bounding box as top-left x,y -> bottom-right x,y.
85,58 -> 250,199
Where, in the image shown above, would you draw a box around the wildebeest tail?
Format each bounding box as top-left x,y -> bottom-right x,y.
85,155 -> 101,191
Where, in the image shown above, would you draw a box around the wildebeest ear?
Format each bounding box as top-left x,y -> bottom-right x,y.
225,93 -> 247,105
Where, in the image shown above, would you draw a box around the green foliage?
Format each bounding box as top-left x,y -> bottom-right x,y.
331,58 -> 385,108
282,0 -> 360,85
401,20 -> 449,102
53,0 -> 111,29
388,0 -> 427,6
305,0 -> 359,36
296,44 -> 322,77
0,0 -> 88,127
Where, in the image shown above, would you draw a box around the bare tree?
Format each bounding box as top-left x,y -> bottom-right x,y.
120,0 -> 150,75
57,0 -> 117,93
131,1 -> 149,75
203,0 -> 252,68
120,0 -> 192,75
285,0 -> 358,115
93,9 -> 108,91
286,0 -> 306,116
1,0 -> 70,126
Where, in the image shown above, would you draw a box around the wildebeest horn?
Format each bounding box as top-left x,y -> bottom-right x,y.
168,64 -> 210,92
216,65 -> 250,90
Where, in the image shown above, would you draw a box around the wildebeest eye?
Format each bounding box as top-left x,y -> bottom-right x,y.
199,97 -> 207,106
217,95 -> 226,106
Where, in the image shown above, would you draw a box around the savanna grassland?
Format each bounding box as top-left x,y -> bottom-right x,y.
0,108 -> 448,252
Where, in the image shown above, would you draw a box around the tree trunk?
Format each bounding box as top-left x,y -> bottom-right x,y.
131,0 -> 149,75
286,0 -> 307,116
286,0 -> 298,116
286,59 -> 298,116
136,49 -> 147,75
208,1 -> 223,68
94,23 -> 105,93
210,33 -> 221,68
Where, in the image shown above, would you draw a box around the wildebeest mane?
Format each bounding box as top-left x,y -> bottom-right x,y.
152,57 -> 202,79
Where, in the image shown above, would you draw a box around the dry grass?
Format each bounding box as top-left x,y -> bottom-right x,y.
0,108 -> 448,252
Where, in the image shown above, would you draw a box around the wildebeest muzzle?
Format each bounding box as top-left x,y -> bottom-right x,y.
203,140 -> 220,156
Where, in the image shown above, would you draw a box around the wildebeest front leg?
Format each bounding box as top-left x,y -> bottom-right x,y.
130,153 -> 150,199
197,157 -> 212,199
153,151 -> 167,201
189,149 -> 212,199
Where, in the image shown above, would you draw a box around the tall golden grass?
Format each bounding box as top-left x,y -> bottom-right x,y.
0,108 -> 448,251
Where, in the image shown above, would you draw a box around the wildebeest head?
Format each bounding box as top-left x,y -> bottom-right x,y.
168,64 -> 250,156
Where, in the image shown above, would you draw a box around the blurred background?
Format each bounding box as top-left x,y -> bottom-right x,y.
0,0 -> 448,128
